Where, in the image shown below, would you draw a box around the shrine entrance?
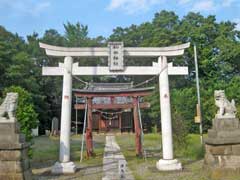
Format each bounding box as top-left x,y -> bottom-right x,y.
74,83 -> 152,132
40,41 -> 190,173
74,82 -> 153,156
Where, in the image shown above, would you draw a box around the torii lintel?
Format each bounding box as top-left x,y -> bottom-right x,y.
39,42 -> 190,57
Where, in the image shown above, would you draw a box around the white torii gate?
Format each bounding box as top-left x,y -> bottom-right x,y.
40,42 -> 190,173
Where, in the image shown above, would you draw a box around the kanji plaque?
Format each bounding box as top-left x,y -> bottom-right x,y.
108,42 -> 124,71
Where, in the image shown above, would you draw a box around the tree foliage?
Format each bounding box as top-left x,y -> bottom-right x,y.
3,86 -> 38,141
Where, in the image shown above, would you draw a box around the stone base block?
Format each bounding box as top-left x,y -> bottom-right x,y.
0,121 -> 21,134
205,144 -> 232,155
0,149 -> 28,161
0,169 -> 32,180
213,118 -> 239,130
0,120 -> 32,179
204,143 -> 240,171
156,159 -> 182,171
51,161 -> 77,174
0,159 -> 30,173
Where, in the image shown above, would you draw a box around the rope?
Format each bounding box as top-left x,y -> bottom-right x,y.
61,65 -> 89,86
72,75 -> 89,86
130,65 -> 168,89
71,63 -> 168,91
101,114 -> 119,120
94,109 -> 126,115
80,98 -> 88,162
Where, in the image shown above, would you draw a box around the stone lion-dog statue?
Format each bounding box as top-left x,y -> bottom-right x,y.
214,90 -> 236,118
0,93 -> 18,121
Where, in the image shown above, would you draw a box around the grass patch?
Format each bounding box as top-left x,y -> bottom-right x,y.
116,133 -> 210,180
32,136 -> 59,162
32,133 -> 240,180
176,134 -> 205,161
32,134 -> 106,180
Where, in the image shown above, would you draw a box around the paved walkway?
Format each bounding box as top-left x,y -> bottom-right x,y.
102,135 -> 134,180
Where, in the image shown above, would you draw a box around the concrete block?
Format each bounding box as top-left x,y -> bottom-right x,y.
213,118 -> 239,130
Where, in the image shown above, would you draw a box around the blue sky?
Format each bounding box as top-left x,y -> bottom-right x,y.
0,0 -> 239,39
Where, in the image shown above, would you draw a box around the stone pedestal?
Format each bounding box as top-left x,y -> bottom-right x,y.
0,121 -> 32,180
156,159 -> 182,171
51,161 -> 77,174
204,117 -> 240,171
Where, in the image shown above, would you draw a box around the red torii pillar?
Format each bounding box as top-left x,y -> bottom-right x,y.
133,97 -> 142,157
118,113 -> 122,133
86,97 -> 94,157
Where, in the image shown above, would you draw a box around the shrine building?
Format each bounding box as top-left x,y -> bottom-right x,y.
73,83 -> 154,133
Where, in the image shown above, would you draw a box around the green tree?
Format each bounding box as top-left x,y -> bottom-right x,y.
64,22 -> 89,47
109,10 -> 240,133
3,86 -> 38,141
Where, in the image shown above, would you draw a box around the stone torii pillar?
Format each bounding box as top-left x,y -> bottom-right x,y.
156,56 -> 182,171
51,56 -> 77,174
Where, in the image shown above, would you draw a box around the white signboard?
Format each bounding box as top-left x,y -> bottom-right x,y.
108,42 -> 124,71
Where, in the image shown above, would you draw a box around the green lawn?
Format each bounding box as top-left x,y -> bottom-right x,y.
31,133 -> 240,180
32,134 -> 105,180
115,133 -> 240,180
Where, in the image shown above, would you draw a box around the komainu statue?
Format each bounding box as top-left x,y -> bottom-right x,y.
214,90 -> 236,118
0,92 -> 18,121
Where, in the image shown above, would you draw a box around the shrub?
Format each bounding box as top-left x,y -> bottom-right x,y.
3,86 -> 38,142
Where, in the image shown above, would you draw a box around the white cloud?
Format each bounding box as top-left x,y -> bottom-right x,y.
0,0 -> 51,16
178,0 -> 191,5
175,0 -> 239,13
106,0 -> 164,14
192,0 -> 216,12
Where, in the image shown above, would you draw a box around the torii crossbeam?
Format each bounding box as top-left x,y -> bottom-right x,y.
40,42 -> 190,174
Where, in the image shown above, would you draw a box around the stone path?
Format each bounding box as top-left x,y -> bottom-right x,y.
102,135 -> 134,180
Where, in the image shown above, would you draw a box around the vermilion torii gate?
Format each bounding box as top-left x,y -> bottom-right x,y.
40,42 -> 190,173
